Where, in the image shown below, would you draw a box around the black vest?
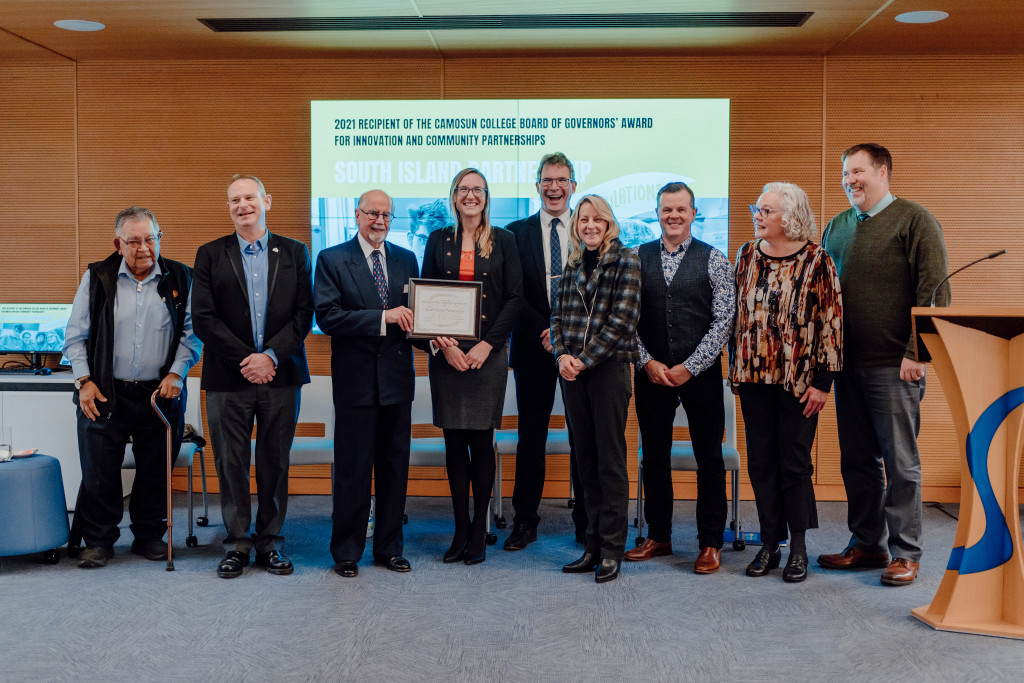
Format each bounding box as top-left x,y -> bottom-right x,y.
636,238 -> 715,366
83,252 -> 192,418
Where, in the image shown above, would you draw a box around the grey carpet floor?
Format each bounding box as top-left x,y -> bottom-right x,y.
2,495 -> 1022,682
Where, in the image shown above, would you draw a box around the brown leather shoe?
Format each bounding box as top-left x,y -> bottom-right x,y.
624,539 -> 673,562
817,547 -> 890,570
881,558 -> 920,586
693,547 -> 721,574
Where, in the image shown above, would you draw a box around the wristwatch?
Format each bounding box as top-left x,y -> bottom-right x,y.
74,376 -> 92,390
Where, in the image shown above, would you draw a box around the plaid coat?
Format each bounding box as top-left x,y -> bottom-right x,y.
550,239 -> 641,368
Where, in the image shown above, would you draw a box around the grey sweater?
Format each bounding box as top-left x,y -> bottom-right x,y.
822,198 -> 950,366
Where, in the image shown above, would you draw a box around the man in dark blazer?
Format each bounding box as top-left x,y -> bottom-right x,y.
505,152 -> 588,551
192,174 -> 313,579
314,189 -> 419,577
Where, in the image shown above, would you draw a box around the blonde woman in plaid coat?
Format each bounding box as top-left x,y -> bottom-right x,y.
550,194 -> 641,584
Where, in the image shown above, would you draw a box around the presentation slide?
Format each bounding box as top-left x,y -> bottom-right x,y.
311,98 -> 730,269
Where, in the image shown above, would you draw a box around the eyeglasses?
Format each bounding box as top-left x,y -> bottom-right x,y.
749,205 -> 780,218
357,208 -> 394,222
539,178 -> 573,188
122,234 -> 161,249
456,186 -> 488,198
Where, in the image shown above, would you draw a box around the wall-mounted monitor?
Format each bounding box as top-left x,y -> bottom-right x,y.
0,303 -> 72,354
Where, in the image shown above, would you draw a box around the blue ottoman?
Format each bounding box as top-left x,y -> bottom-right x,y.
0,454 -> 69,557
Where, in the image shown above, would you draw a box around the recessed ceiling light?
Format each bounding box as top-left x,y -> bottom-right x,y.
54,19 -> 106,31
894,11 -> 949,24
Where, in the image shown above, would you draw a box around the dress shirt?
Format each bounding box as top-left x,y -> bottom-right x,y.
236,231 -> 278,365
356,232 -> 390,336
64,260 -> 202,381
540,210 -> 570,302
860,192 -> 896,218
636,235 -> 735,375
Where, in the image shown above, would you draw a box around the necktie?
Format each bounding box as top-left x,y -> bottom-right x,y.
371,250 -> 388,308
857,212 -> 870,222
549,218 -> 562,310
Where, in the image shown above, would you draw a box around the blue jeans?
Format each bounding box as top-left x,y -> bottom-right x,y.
834,364 -> 925,561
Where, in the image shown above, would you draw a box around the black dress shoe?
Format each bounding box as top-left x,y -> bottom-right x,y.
503,523 -> 538,551
130,539 -> 168,561
443,541 -> 466,564
217,550 -> 250,579
463,547 -> 486,565
745,547 -> 782,577
783,551 -> 809,583
562,551 -> 599,573
334,561 -> 358,578
595,558 -> 621,583
254,549 -> 294,575
375,555 -> 411,572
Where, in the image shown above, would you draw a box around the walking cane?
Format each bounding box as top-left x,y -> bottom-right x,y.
151,390 -> 175,571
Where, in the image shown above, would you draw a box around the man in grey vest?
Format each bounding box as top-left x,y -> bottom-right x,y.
626,182 -> 735,574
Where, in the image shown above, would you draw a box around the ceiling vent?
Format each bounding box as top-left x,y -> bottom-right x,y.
200,13 -> 812,33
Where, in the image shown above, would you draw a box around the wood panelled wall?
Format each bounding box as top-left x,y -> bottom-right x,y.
3,54 -> 1023,499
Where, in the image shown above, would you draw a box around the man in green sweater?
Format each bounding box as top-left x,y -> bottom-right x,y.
818,143 -> 950,586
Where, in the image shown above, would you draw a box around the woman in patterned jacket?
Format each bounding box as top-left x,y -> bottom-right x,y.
550,194 -> 641,584
730,182 -> 843,583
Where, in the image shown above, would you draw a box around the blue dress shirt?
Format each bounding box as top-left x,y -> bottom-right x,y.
236,231 -> 278,366
64,259 -> 202,381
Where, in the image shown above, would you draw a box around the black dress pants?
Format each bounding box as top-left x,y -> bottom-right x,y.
511,362 -> 588,534
330,402 -> 411,563
562,361 -> 632,560
634,366 -> 726,549
76,380 -> 183,548
736,382 -> 819,545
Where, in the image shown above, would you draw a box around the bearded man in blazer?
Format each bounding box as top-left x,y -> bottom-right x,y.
504,152 -> 588,550
192,174 -> 313,579
314,189 -> 419,578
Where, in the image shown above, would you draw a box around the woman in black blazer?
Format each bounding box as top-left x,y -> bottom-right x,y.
422,168 -> 523,565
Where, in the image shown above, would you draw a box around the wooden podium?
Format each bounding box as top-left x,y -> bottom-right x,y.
911,306 -> 1024,639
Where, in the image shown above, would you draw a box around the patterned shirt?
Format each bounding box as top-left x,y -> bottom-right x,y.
636,236 -> 736,375
728,240 -> 843,396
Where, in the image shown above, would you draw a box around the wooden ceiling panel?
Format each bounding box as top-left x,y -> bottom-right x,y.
0,1 -> 1021,61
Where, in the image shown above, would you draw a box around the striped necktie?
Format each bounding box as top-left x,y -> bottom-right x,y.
549,218 -> 562,310
371,250 -> 388,308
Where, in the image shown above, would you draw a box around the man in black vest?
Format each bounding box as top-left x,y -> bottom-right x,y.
505,152 -> 588,550
63,206 -> 202,568
626,182 -> 735,574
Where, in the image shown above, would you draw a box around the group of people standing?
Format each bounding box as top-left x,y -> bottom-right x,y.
64,143 -> 950,588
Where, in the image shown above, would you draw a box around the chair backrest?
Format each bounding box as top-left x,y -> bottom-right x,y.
722,380 -> 738,450
551,378 -> 567,418
411,374 -> 433,426
645,379 -> 737,447
183,375 -> 203,437
297,375 -> 334,437
501,370 -> 518,418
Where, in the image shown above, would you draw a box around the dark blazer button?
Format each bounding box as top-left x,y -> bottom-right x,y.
446,270 -> 452,274
482,272 -> 487,276
446,252 -> 451,256
482,314 -> 487,319
482,294 -> 487,298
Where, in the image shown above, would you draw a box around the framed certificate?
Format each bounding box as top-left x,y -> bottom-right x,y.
408,278 -> 482,341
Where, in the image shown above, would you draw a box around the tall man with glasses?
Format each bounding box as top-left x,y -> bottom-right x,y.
626,182 -> 735,574
314,189 -> 420,577
192,174 -> 314,579
64,206 -> 202,568
819,143 -> 950,586
505,152 -> 588,550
